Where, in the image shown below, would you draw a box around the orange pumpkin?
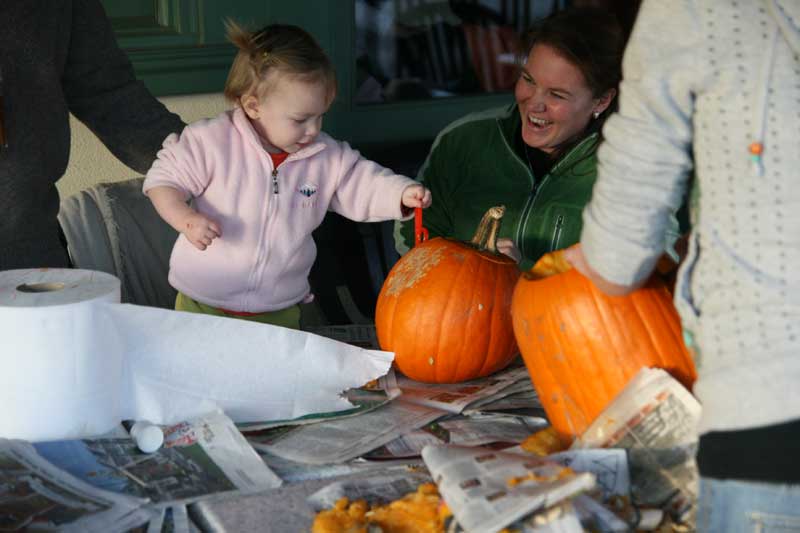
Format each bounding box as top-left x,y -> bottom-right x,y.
511,250 -> 697,445
375,206 -> 520,383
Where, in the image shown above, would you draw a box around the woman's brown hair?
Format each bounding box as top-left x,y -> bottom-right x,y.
223,21 -> 337,105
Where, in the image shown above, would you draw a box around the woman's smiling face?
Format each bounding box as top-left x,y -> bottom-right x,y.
515,43 -> 611,155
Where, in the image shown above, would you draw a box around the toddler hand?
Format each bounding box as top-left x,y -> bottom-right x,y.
401,184 -> 432,209
182,211 -> 221,250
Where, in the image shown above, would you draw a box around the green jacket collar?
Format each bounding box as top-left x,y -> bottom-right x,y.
494,102 -> 599,173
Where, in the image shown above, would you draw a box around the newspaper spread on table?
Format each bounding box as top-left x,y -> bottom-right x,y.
33,410 -> 281,508
421,443 -> 595,533
0,438 -> 152,532
363,414 -> 547,460
397,364 -> 532,413
246,400 -> 447,464
245,362 -> 542,465
572,367 -> 701,523
463,387 -> 546,419
258,448 -> 427,483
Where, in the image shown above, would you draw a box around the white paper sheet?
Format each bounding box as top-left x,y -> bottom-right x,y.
0,268 -> 394,441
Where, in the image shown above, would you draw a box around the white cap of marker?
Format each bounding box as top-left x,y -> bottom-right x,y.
130,421 -> 164,453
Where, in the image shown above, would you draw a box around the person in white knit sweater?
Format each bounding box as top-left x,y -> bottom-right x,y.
566,0 -> 800,529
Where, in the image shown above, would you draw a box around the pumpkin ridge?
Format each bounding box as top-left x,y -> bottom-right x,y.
407,283 -> 427,378
561,274 -> 605,433
482,266 -> 519,373
535,274 -> 589,441
474,257 -> 498,378
629,289 -> 661,371
382,293 -> 396,352
641,286 -> 695,384
418,256 -> 451,381
590,277 -> 638,390
440,253 -> 478,382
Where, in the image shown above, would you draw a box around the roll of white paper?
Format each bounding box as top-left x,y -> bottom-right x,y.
0,269 -> 124,441
0,268 -> 395,444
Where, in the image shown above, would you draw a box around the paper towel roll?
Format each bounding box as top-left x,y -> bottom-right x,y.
0,269 -> 125,441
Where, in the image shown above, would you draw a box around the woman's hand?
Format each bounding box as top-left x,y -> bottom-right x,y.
496,238 -> 522,263
401,184 -> 432,210
181,211 -> 221,251
563,244 -> 637,296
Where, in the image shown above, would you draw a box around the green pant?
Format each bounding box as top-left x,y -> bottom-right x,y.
175,292 -> 301,329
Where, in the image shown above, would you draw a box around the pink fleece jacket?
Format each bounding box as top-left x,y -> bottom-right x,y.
143,108 -> 415,312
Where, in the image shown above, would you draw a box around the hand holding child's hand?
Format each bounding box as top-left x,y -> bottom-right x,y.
496,238 -> 522,263
182,211 -> 221,251
401,184 -> 432,212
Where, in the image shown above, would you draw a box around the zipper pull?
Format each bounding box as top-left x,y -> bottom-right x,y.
272,168 -> 279,194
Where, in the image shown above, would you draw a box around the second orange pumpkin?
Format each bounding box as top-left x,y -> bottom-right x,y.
511,250 -> 697,445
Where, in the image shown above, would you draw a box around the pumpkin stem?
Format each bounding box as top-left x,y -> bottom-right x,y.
470,205 -> 505,253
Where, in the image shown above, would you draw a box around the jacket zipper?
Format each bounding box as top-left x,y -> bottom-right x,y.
247,164 -> 279,310
496,122 -> 535,256
516,174 -> 550,258
550,214 -> 564,251
512,134 -> 597,258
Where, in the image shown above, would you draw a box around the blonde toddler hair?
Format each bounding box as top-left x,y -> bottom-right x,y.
223,20 -> 337,105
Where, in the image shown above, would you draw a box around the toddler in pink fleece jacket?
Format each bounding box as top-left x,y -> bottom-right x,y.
143,22 -> 431,329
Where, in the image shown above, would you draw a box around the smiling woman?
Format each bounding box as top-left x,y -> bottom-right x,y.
394,8 -> 624,271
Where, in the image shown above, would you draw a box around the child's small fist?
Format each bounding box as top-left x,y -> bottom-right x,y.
183,212 -> 221,250
401,184 -> 432,209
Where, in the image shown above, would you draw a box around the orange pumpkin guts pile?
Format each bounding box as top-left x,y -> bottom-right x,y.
375,206 -> 520,383
511,249 -> 697,445
311,483 -> 448,533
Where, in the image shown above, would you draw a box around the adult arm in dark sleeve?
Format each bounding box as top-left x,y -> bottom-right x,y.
61,0 -> 185,174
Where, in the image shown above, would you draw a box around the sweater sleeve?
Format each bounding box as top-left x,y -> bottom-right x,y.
394,130 -> 458,255
142,125 -> 212,199
329,141 -> 416,223
61,0 -> 185,175
580,0 -> 704,286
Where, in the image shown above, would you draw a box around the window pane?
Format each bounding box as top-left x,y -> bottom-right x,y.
354,0 -> 573,104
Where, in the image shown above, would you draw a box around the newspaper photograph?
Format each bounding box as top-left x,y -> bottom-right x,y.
33,410 -> 281,507
247,400 -> 447,464
397,364 -> 532,414
0,439 -> 151,532
421,444 -> 595,533
237,370 -> 401,431
572,367 -> 701,522
547,449 -> 629,503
